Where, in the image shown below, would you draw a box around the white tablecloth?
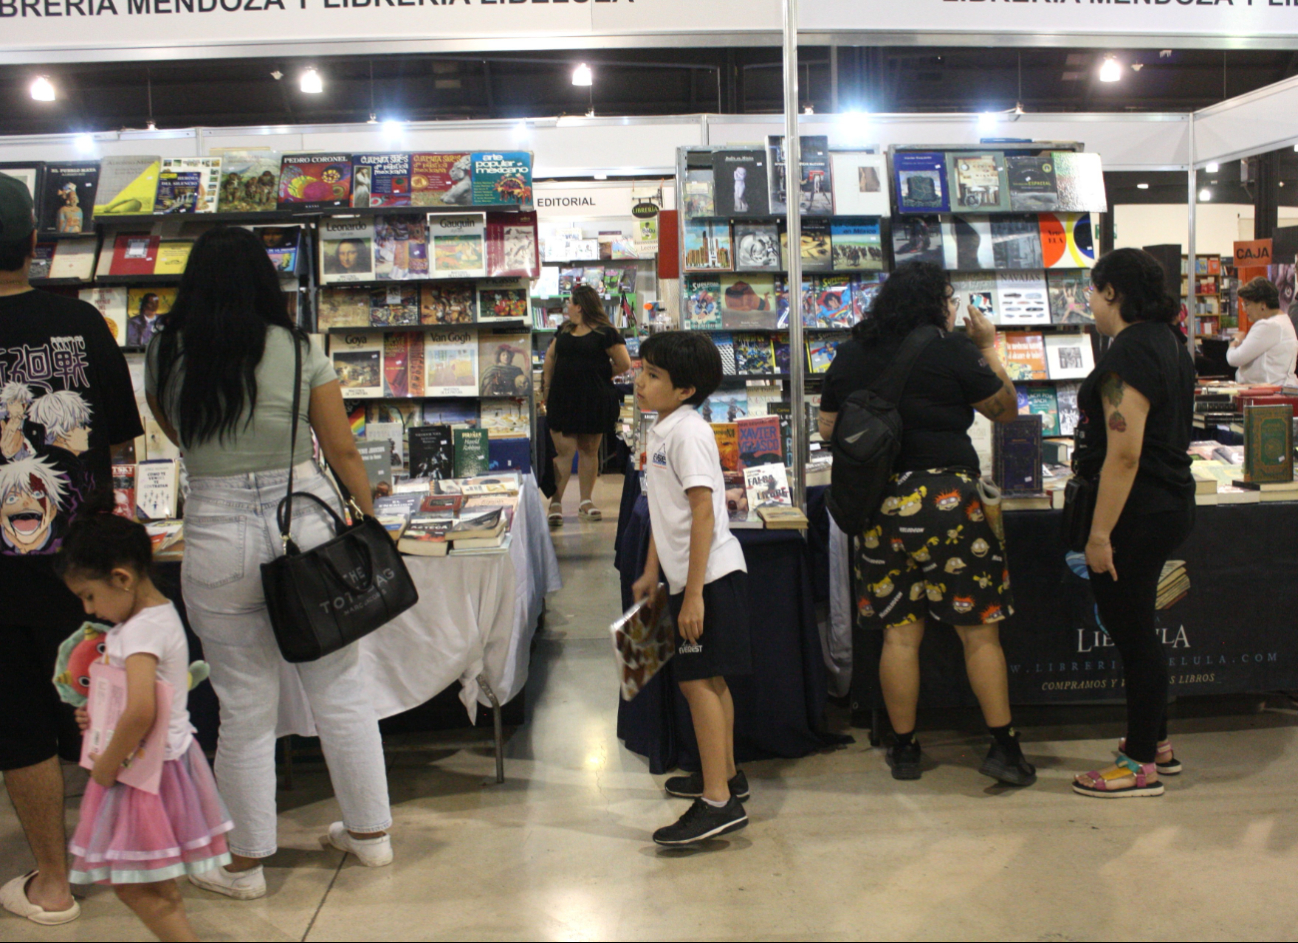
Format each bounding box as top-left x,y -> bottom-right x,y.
277,476 -> 563,736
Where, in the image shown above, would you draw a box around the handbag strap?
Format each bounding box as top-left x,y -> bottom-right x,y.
278,334 -> 305,548
867,325 -> 940,405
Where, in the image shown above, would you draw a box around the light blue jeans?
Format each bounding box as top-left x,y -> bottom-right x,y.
182,463 -> 392,858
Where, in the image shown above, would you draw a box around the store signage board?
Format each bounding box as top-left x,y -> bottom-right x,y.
5,0 -> 1298,64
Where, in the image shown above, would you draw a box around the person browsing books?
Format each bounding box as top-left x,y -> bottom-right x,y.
0,173 -> 144,929
817,261 -> 1036,787
630,331 -> 752,846
145,227 -> 393,901
540,283 -> 631,526
55,495 -> 232,942
1071,248 -> 1196,799
1226,277 -> 1298,387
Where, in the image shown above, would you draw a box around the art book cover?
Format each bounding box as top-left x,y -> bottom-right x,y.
332,332 -> 384,398
829,152 -> 890,217
215,150 -> 279,213
765,135 -> 832,215
374,215 -> 429,281
421,282 -> 477,325
610,583 -> 676,702
807,334 -> 848,374
478,333 -> 531,397
383,332 -> 417,398
1056,381 -> 1081,436
714,332 -> 736,375
109,233 -> 159,276
1046,270 -> 1092,324
471,152 -> 533,207
152,241 -> 192,276
1025,385 -> 1061,437
479,397 -> 531,438
831,218 -> 883,271
126,288 -> 176,347
720,274 -> 778,330
994,271 -> 1050,326
952,273 -> 998,324
111,463 -> 136,519
854,273 -> 887,319
255,226 -> 300,275
425,328 -> 479,396
80,287 -> 128,346
28,242 -> 55,280
790,217 -> 832,273
723,469 -> 753,524
892,215 -> 944,266
478,279 -> 530,323
711,149 -> 770,218
319,217 -> 375,283
487,211 -> 540,278
1044,332 -> 1096,380
732,333 -> 776,375
683,220 -> 732,271
95,156 -> 160,216
813,275 -> 856,329
429,213 -> 486,278
369,285 -> 419,327
941,215 -> 995,271
998,332 -> 1049,381
156,157 -> 220,214
991,214 -> 1045,269
278,153 -> 352,210
710,423 -> 740,472
40,162 -> 98,234
684,276 -> 722,330
408,425 -> 455,480
1051,152 -> 1108,213
683,167 -> 716,219
744,463 -> 792,508
411,152 -> 474,207
894,151 -> 949,214
352,153 -> 411,208
318,286 -> 371,330
454,428 -> 491,478
736,415 -> 783,468
946,152 -> 1009,212
422,399 -> 479,427
1006,155 -> 1059,212
1039,212 -> 1097,269
733,222 -> 782,272
701,389 -> 748,425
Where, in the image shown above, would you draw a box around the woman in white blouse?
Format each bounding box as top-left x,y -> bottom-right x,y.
1227,277 -> 1298,386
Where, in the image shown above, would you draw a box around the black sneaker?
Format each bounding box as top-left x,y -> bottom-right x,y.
653,797 -> 748,846
663,770 -> 750,802
979,740 -> 1037,787
886,739 -> 922,780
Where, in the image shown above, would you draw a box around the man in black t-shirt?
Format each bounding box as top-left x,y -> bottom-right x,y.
0,173 -> 142,926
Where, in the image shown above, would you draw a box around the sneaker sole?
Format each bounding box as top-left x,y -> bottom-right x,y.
1157,762 -> 1183,775
978,759 -> 1037,787
653,814 -> 748,846
1072,782 -> 1165,799
885,756 -> 922,781
664,787 -> 751,802
188,875 -> 266,901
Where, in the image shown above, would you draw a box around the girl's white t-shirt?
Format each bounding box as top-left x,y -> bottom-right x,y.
104,602 -> 194,760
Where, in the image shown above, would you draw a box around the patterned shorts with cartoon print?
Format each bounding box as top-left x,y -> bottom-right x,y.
854,468 -> 1015,630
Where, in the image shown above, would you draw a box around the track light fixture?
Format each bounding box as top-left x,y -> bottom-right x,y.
572,63 -> 593,87
300,68 -> 323,94
1099,57 -> 1122,83
30,76 -> 55,102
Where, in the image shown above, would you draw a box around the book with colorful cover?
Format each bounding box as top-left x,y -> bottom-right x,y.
609,583 -> 676,702
1243,404 -> 1295,485
156,157 -> 220,214
892,214 -> 944,266
807,334 -> 849,373
471,152 -> 533,207
425,328 -> 479,396
80,287 -> 129,346
854,273 -> 886,319
1006,155 -> 1059,212
479,398 -> 531,438
421,282 -> 477,325
732,333 -> 776,375
153,241 -> 192,276
368,286 -> 419,328
478,334 -> 531,397
28,242 -> 55,280
332,332 -> 385,398
831,218 -> 883,272
112,463 -> 136,519
683,220 -> 732,271
81,661 -> 174,795
421,399 -> 479,427
812,275 -> 856,329
946,152 -> 1010,212
408,425 -> 455,480
952,272 -> 998,324
702,389 -> 748,425
320,217 -> 376,283
720,274 -> 779,330
374,215 -> 429,280
215,151 -> 280,213
411,152 -> 474,207
40,162 -> 98,234
487,211 -> 540,278
894,151 -> 949,214
109,233 -> 160,276
994,270 -> 1051,326
723,470 -> 752,525
257,226 -> 300,274
477,279 -> 530,323
278,153 -> 352,210
1039,212 -> 1097,269
683,276 -> 722,330
397,515 -> 454,556
1046,270 -> 1092,324
711,423 -> 740,472
383,332 -> 417,397
95,156 -> 160,216
318,286 -> 371,330
998,332 -> 1049,382
744,463 -> 792,508
736,415 -> 783,469
683,167 -> 715,218
429,213 -> 486,278
714,332 -> 736,375
1024,385 -> 1061,437
352,153 -> 411,208
453,428 -> 491,477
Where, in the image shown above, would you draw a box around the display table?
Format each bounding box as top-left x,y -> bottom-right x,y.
614,491 -> 842,774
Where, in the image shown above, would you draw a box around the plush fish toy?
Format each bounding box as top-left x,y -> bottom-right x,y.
52,621 -> 210,707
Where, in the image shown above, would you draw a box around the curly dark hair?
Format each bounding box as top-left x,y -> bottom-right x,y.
851,260 -> 951,344
1090,247 -> 1179,325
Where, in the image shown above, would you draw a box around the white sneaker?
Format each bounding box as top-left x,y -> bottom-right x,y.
325,822 -> 393,867
189,864 -> 267,900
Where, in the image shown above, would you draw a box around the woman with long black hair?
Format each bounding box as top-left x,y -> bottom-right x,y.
1072,248 -> 1196,799
818,261 -> 1034,786
145,227 -> 393,900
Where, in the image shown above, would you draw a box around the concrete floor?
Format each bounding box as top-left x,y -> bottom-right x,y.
4,475 -> 1298,941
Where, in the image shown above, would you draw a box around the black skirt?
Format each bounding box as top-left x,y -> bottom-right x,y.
547,328 -> 623,435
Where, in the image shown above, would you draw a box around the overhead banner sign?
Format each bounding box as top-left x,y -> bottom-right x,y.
6,0 -> 1298,64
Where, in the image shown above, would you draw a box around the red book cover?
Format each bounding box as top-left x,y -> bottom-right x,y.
112,464 -> 136,520
410,152 -> 473,207
383,333 -> 410,398
735,416 -> 783,469
486,211 -> 540,278
658,210 -> 680,279
110,233 -> 160,275
418,494 -> 463,514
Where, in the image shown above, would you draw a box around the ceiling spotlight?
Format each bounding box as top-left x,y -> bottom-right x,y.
1131,64 -> 1144,72
146,120 -> 157,131
1099,57 -> 1122,83
977,111 -> 999,132
572,63 -> 593,87
1205,161 -> 1219,173
593,173 -> 608,181
1137,183 -> 1150,190
367,113 -> 377,124
270,70 -> 283,81
300,68 -> 323,94
74,133 -> 95,154
382,119 -> 404,138
512,121 -> 531,143
803,105 -> 815,115
30,76 -> 55,102
1199,188 -> 1212,201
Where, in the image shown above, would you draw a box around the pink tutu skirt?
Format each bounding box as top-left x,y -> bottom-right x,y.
69,739 -> 233,885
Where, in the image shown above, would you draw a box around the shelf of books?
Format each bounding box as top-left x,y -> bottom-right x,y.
1182,254 -> 1232,337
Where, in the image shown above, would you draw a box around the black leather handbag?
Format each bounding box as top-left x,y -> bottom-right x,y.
1060,473 -> 1098,554
260,336 -> 419,663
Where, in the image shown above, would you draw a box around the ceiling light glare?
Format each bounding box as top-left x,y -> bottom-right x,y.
1099,57 -> 1122,83
1205,161 -> 1219,173
382,119 -> 404,138
1137,183 -> 1150,190
1199,188 -> 1212,201
30,76 -> 55,102
300,68 -> 323,94
572,63 -> 593,87
977,111 -> 999,133
74,133 -> 95,154
512,121 -> 531,142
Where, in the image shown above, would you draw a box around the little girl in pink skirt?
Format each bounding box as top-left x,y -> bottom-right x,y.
56,495 -> 231,941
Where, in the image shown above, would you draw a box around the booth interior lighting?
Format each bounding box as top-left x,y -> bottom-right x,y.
30,77 -> 55,102
1099,57 -> 1122,83
512,121 -> 531,143
382,119 -> 405,138
1205,161 -> 1219,173
74,134 -> 95,154
1137,183 -> 1150,190
300,69 -> 323,94
572,63 -> 593,87
1199,188 -> 1212,201
977,112 -> 999,132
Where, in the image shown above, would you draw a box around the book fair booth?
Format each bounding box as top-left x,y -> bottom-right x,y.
6,0 -> 1298,771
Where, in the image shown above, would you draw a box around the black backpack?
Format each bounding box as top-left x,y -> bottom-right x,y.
826,325 -> 940,535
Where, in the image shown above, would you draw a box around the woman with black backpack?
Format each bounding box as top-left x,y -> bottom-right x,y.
818,261 -> 1033,786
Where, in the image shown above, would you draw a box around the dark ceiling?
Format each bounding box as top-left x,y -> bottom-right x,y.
3,46 -> 1298,136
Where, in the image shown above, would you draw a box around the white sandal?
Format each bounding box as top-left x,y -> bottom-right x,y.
578,500 -> 602,521
548,500 -> 564,527
0,871 -> 80,926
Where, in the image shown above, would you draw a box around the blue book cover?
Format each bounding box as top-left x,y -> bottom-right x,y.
488,436 -> 532,473
471,152 -> 533,208
894,151 -> 950,214
352,153 -> 411,208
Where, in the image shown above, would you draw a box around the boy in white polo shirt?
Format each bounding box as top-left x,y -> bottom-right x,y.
631,332 -> 751,846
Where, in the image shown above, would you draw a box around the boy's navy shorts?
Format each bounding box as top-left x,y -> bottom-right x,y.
668,569 -> 752,683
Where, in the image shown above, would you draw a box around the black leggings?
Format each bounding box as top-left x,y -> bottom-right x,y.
1089,505 -> 1193,764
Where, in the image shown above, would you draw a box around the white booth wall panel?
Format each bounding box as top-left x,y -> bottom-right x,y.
1193,75 -> 1298,167
1114,203 -> 1251,258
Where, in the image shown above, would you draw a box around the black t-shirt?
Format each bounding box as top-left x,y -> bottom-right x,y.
0,289 -> 143,626
553,326 -> 625,388
821,330 -> 1004,473
1074,320 -> 1195,515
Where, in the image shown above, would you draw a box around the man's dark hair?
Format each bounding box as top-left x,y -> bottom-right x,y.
1238,276 -> 1281,310
640,331 -> 723,407
0,236 -> 31,273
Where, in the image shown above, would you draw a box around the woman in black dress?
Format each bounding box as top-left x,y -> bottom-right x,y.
541,284 -> 631,526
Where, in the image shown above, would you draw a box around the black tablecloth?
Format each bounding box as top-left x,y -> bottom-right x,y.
614,491 -> 840,774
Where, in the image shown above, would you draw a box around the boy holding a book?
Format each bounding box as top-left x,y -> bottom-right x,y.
631,332 -> 752,846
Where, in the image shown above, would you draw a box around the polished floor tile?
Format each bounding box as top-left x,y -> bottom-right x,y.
5,473 -> 1298,941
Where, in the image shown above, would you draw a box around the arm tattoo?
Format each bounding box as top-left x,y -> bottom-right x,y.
984,398 -> 1008,419
1099,372 -> 1125,408
1108,411 -> 1128,433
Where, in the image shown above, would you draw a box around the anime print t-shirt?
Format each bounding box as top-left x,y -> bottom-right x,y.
0,289 -> 142,627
